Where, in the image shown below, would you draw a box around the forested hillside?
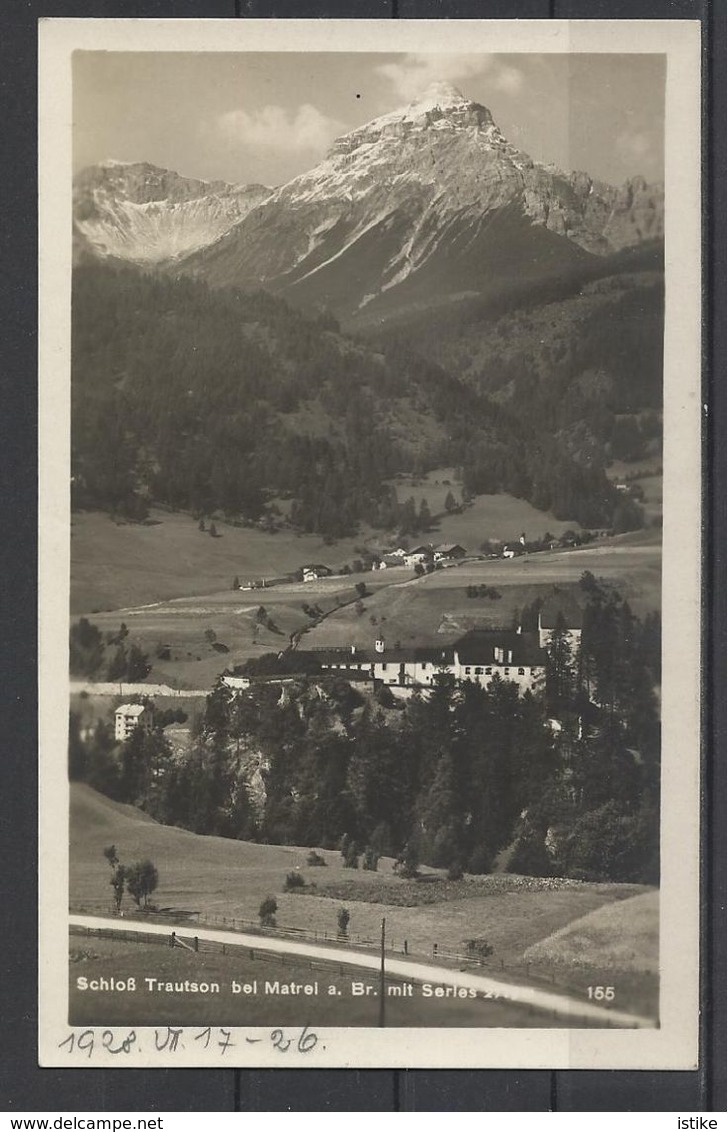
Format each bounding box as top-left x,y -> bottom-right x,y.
369,255 -> 663,486
72,264 -> 643,537
70,578 -> 661,885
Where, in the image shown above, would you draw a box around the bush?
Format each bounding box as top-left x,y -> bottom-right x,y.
467,845 -> 493,875
394,840 -> 420,879
374,684 -> 398,709
447,860 -> 464,881
258,896 -> 277,927
362,847 -> 379,872
306,851 -> 327,867
343,843 -> 360,869
464,938 -> 494,960
507,835 -> 554,878
284,871 -> 306,890
337,907 -> 350,938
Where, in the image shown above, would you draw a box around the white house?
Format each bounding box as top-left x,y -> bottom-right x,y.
221,674 -> 251,692
433,543 -> 466,563
301,564 -> 333,582
403,545 -> 433,568
114,702 -> 154,742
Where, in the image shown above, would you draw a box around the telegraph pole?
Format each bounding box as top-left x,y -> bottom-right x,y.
378,917 -> 386,1027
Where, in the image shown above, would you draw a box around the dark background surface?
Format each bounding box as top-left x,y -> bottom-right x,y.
1,0 -> 724,1112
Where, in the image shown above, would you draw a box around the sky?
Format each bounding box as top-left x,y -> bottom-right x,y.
73,51 -> 665,189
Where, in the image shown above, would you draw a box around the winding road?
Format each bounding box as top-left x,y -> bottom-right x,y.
70,913 -> 655,1029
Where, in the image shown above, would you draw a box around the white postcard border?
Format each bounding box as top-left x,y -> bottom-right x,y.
39,17 -> 703,1069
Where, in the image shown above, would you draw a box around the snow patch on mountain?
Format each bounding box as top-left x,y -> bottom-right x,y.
73,162 -> 271,264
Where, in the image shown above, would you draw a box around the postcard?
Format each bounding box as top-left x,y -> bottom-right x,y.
39,17 -> 702,1069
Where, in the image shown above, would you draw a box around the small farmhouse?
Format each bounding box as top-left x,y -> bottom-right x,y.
300,564 -> 333,582
433,543 -> 466,563
114,702 -> 154,742
403,545 -> 433,568
372,554 -> 406,570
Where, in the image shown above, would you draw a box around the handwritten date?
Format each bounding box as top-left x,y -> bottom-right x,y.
58,1025 -> 318,1059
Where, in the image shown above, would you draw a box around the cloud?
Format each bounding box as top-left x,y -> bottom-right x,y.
615,130 -> 653,160
217,103 -> 346,154
492,64 -> 525,95
376,54 -> 524,102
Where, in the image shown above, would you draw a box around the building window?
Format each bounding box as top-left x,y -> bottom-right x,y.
475,667 -> 483,675
381,663 -> 388,671
504,668 -> 510,675
518,667 -> 525,675
465,667 -> 471,674
485,667 -> 492,675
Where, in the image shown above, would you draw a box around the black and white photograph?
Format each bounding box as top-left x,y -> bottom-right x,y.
38,18 -> 702,1069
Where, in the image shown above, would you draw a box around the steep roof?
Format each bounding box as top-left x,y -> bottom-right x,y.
115,703 -> 146,717
454,630 -> 546,667
539,595 -> 584,629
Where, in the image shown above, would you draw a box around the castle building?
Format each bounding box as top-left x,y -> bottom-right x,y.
314,630 -> 547,696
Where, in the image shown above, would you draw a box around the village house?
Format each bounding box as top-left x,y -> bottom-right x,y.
503,533 -> 527,559
403,545 -> 433,568
114,702 -> 154,742
300,564 -> 333,582
372,553 -> 407,571
433,543 -> 466,563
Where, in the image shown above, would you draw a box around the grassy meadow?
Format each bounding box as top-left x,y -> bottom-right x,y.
76,570 -> 412,690
70,483 -> 584,618
386,472 -> 582,542
70,784 -> 657,1018
301,532 -> 661,652
70,475 -> 660,691
71,508 -> 378,615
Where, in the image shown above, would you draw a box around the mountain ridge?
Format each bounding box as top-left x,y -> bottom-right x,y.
73,85 -> 663,321
73,160 -> 271,265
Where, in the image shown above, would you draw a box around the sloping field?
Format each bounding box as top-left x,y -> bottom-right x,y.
386,474 -> 580,542
78,572 -> 404,689
71,509 -> 375,614
71,786 -> 651,969
302,534 -> 661,651
523,890 -> 659,974
71,488 -> 583,617
431,493 -> 581,547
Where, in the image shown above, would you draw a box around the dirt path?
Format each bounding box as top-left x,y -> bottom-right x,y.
69,913 -> 654,1028
70,681 -> 210,698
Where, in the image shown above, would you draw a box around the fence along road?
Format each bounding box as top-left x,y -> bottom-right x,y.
69,914 -> 654,1029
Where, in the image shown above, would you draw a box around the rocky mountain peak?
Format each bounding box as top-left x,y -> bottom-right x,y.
329,82 -> 499,158
402,80 -> 469,112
